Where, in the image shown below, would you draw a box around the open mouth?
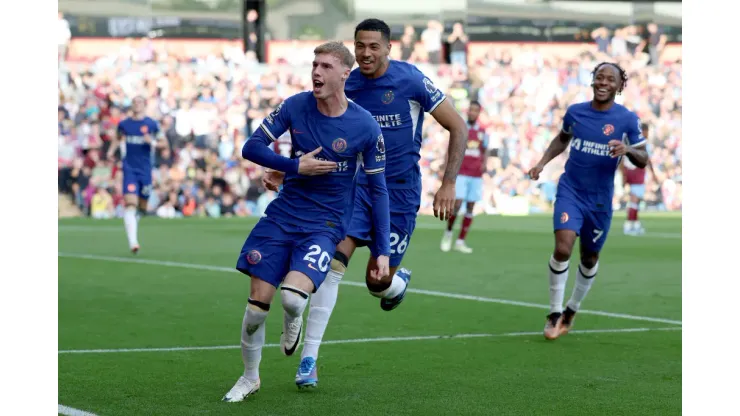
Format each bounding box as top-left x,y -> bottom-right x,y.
313,80 -> 324,92
360,59 -> 373,70
596,87 -> 610,95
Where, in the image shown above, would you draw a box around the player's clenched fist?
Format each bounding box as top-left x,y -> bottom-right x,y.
298,147 -> 337,175
528,164 -> 544,181
262,170 -> 285,191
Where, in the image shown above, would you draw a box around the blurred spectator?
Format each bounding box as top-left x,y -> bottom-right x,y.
58,12 -> 71,64
400,25 -> 418,62
447,23 -> 469,67
638,23 -> 668,66
422,20 -> 443,64
90,186 -> 114,219
590,27 -> 610,55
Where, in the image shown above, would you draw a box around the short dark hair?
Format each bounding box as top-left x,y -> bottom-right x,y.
469,100 -> 481,108
354,18 -> 391,42
591,62 -> 628,94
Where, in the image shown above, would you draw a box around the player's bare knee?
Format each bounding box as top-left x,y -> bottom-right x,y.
554,241 -> 573,261
580,254 -> 599,270
280,285 -> 310,317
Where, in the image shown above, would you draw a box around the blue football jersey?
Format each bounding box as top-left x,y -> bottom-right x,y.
117,117 -> 161,174
254,92 -> 386,238
559,102 -> 646,211
345,60 -> 446,191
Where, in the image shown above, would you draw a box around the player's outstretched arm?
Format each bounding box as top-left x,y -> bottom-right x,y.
528,130 -> 573,180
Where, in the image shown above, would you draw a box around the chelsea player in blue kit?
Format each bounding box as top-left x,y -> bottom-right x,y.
106,96 -> 167,254
222,41 -> 391,402
528,62 -> 649,340
262,19 -> 467,389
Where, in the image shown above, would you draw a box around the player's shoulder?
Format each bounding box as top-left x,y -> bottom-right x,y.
347,68 -> 365,89
565,101 -> 592,114
612,103 -> 639,119
347,100 -> 378,127
283,91 -> 313,108
389,60 -> 423,78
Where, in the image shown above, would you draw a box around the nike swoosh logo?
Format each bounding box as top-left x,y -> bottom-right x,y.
292,129 -> 304,134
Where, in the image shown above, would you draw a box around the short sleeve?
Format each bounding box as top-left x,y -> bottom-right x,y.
410,67 -> 446,113
625,113 -> 646,147
561,106 -> 576,135
260,97 -> 293,142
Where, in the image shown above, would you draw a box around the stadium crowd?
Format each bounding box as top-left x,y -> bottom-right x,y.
57,32 -> 682,219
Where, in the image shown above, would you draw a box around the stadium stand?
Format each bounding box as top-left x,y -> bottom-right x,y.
57,20 -> 681,219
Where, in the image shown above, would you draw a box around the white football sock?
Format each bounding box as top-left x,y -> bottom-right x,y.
241,302 -> 268,380
566,262 -> 599,312
123,206 -> 138,248
370,273 -> 406,299
548,255 -> 570,314
302,269 -> 342,360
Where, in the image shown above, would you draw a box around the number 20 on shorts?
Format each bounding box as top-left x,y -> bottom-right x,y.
303,245 -> 331,272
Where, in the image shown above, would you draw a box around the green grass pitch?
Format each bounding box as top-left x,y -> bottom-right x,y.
58,213 -> 681,415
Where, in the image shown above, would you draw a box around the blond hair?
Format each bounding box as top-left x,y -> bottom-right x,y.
314,41 -> 355,68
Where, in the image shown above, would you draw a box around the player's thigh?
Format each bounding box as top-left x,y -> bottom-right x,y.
345,185 -> 373,247
290,232 -> 339,293
122,174 -> 139,206
336,236 -> 358,261
553,195 -> 585,234
235,217 -> 292,290
630,184 -> 646,200
553,196 -> 585,256
466,177 -> 483,203
579,210 -> 613,254
455,175 -> 470,201
138,176 -> 153,200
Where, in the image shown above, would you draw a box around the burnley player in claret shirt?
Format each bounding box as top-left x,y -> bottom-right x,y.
621,121 -> 658,236
528,62 -> 650,340
441,100 -> 488,254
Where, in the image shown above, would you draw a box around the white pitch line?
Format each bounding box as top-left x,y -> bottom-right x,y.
58,252 -> 682,326
58,327 -> 681,355
58,404 -> 99,416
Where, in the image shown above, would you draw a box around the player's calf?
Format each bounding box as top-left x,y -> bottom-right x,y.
545,230 -> 577,340
561,260 -> 599,335
223,299 -> 270,402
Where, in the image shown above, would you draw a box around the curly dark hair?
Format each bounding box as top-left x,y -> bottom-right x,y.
591,62 -> 628,95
